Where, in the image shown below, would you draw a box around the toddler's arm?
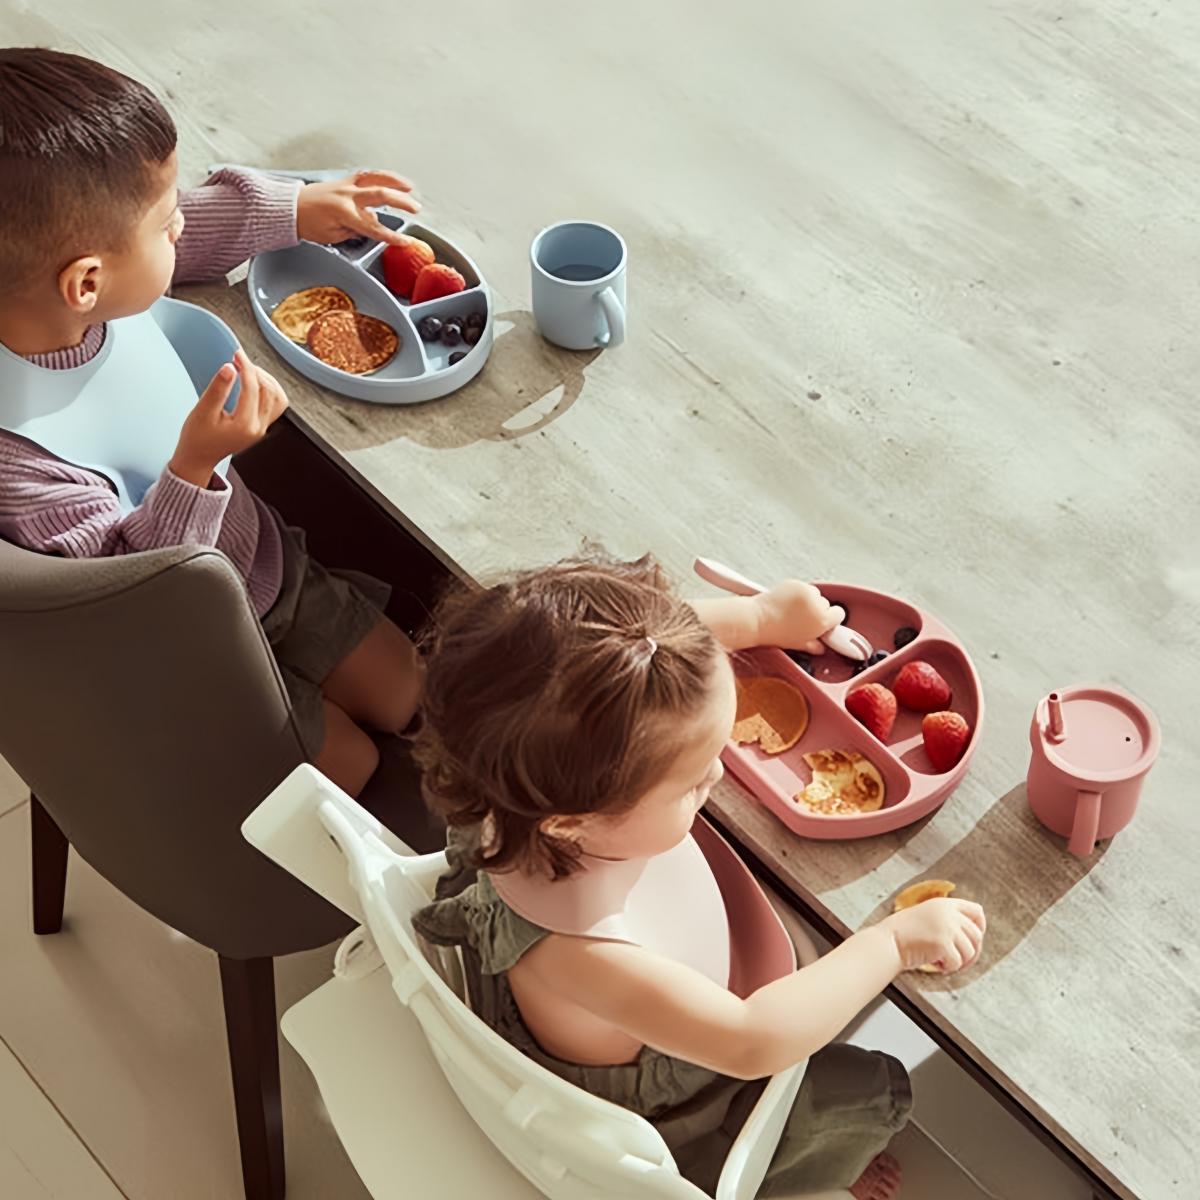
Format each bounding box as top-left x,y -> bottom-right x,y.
690,580 -> 844,654
518,899 -> 984,1080
172,168 -> 301,286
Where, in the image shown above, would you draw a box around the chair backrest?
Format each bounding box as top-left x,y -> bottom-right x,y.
359,834 -> 805,1200
0,539 -> 352,958
245,765 -> 713,1200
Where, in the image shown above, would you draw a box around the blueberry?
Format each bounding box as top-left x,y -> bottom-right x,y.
852,650 -> 888,676
418,316 -> 443,342
448,351 -> 467,365
441,324 -> 462,347
464,325 -> 483,345
465,311 -> 485,330
893,626 -> 919,649
443,314 -> 465,330
785,649 -> 814,675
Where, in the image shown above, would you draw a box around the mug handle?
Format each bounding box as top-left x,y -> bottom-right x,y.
1067,790 -> 1102,857
595,287 -> 626,348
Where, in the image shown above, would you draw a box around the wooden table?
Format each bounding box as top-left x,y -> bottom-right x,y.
19,2 -> 1200,1197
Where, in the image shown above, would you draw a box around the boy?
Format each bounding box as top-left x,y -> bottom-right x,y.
0,47 -> 422,796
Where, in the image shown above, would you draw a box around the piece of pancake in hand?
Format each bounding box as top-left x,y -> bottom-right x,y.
893,879 -> 958,973
893,880 -> 956,911
795,748 -> 885,814
306,310 -> 399,375
731,676 -> 810,755
271,286 -> 355,342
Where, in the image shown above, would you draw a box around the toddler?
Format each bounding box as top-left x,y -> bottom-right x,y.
413,554 -> 986,1198
0,48 -> 423,795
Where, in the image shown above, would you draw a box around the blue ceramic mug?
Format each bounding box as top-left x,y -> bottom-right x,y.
530,221 -> 627,350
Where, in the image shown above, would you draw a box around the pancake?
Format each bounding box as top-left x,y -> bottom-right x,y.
795,748 -> 885,814
306,310 -> 399,375
893,880 -> 956,911
731,676 -> 810,755
271,286 -> 355,342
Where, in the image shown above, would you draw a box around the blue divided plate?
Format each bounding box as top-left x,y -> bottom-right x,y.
247,212 -> 492,405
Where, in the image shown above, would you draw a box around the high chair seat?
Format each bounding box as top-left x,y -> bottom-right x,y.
281,957 -> 540,1198
244,764 -> 853,1200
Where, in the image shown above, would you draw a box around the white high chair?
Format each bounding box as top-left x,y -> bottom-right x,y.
243,765 -> 852,1200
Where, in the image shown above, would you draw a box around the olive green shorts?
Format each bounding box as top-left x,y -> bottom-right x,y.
261,519 -> 391,757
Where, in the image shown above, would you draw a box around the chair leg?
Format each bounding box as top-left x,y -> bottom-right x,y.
30,793 -> 69,935
218,955 -> 286,1200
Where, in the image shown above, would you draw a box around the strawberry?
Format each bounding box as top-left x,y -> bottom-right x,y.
846,683 -> 897,742
381,237 -> 435,298
892,661 -> 951,712
922,711 -> 971,771
411,262 -> 467,305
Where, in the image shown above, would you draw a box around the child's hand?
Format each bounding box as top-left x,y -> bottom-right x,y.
296,170 -> 420,247
883,898 -> 986,974
170,350 -> 288,487
755,580 -> 845,655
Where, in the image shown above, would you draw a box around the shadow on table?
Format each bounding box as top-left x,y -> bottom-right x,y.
863,782 -> 1108,990
306,309 -> 601,451
782,812 -> 936,893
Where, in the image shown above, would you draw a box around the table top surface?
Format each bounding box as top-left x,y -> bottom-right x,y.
24,2 -> 1200,1196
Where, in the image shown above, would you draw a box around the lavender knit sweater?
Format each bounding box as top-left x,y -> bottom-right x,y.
0,169 -> 302,616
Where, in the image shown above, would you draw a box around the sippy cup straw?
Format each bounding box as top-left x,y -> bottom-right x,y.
1046,693 -> 1066,742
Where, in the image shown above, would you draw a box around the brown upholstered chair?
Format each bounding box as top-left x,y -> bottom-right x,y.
0,415 -> 462,1199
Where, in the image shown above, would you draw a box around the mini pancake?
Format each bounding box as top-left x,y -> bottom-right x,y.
271,286 -> 355,342
893,880 -> 956,911
893,878 -> 958,973
731,676 -> 810,755
795,748 -> 885,814
306,310 -> 399,375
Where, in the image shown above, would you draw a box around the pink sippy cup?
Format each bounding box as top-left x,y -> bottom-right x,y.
1027,685 -> 1160,857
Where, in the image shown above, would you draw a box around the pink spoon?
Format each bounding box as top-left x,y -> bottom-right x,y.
693,557 -> 872,662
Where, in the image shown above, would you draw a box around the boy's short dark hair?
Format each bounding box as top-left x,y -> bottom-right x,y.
0,48 -> 177,297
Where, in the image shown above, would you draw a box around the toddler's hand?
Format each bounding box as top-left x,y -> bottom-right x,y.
755,580 -> 844,655
296,170 -> 420,247
883,898 -> 986,974
170,350 -> 288,487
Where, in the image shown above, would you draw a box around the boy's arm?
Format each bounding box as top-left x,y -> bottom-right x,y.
0,433 -> 231,559
172,169 -> 301,286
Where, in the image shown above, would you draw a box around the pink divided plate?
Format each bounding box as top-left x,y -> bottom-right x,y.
721,583 -> 985,839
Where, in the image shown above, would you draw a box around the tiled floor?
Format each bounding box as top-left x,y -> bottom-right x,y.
0,756 -> 1092,1199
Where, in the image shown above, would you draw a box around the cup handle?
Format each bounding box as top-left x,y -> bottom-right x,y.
1067,790 -> 1102,857
595,287 -> 626,348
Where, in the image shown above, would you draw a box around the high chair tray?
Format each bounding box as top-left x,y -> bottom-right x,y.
247,211 -> 492,405
723,583 -> 984,840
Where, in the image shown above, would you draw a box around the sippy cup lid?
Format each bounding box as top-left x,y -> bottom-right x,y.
1040,685 -> 1160,779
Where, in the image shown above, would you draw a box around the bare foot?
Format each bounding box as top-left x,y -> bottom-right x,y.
849,1152 -> 902,1200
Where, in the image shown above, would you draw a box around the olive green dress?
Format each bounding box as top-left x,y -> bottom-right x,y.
413,833 -> 911,1197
